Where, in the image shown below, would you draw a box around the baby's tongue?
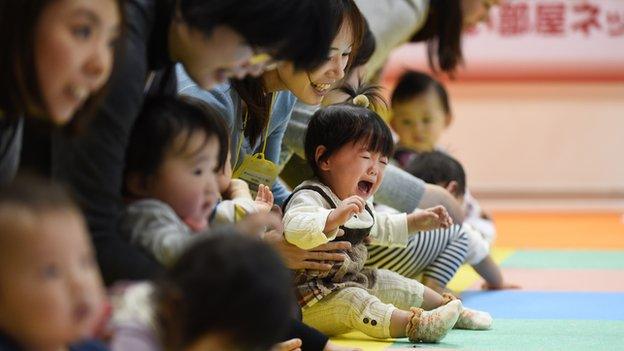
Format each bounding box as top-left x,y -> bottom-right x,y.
183,213 -> 208,232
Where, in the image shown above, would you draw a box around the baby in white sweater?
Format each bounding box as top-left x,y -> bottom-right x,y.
282,87 -> 492,343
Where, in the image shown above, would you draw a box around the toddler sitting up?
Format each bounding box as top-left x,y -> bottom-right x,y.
406,151 -> 519,290
282,87 -> 492,344
121,96 -> 228,266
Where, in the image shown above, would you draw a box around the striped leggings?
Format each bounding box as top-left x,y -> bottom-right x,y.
366,224 -> 469,285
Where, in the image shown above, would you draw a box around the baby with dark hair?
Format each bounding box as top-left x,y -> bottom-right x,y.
406,151 -> 519,290
120,96 -> 227,266
390,71 -> 517,291
121,96 -> 274,267
282,85 -> 492,343
110,231 -> 296,351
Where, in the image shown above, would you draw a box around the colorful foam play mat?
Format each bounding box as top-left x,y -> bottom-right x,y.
331,213 -> 624,351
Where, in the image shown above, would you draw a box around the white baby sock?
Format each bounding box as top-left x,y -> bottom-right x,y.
406,300 -> 462,342
454,307 -> 493,330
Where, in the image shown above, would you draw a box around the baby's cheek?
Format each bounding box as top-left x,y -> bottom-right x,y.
176,194 -> 205,216
373,174 -> 385,192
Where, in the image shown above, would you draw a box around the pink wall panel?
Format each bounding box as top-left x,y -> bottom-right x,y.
382,0 -> 624,83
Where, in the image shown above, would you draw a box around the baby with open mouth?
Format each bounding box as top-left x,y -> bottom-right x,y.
282,87 -> 492,344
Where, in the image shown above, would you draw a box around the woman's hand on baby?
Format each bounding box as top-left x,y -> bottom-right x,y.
271,338 -> 302,351
324,195 -> 366,233
407,205 -> 453,232
263,229 -> 350,271
254,184 -> 274,213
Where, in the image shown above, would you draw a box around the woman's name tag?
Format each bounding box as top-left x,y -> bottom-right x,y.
232,153 -> 280,196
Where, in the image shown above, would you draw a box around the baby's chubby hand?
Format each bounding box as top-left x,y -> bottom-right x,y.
407,205 -> 453,232
324,195 -> 366,233
254,184 -> 274,213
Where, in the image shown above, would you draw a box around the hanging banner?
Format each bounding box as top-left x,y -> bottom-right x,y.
383,0 -> 624,81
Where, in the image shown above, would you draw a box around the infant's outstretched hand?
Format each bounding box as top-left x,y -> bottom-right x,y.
407,205 -> 453,232
324,195 -> 366,233
254,184 -> 274,213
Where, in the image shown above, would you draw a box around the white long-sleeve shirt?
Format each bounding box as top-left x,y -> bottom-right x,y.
212,180 -> 259,226
283,180 -> 410,250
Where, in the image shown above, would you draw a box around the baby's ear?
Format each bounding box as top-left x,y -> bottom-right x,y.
444,181 -> 459,198
445,113 -> 453,127
389,113 -> 399,129
126,172 -> 150,197
315,145 -> 330,171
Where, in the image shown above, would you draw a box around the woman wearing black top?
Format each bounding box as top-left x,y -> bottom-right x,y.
0,0 -> 122,184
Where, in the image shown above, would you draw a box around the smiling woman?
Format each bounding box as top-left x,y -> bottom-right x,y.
0,0 -> 122,124
34,0 -> 122,124
178,0 -> 366,206
0,0 -> 123,184
264,19 -> 356,107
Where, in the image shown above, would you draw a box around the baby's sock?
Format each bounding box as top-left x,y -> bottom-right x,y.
455,307 -> 493,330
405,300 -> 461,343
441,293 -> 493,330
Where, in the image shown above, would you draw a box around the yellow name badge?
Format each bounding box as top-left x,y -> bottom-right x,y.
232,153 -> 280,196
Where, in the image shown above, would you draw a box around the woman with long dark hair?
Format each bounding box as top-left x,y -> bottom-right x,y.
179,0 -> 365,205
0,0 -> 123,184
358,0 -> 500,77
